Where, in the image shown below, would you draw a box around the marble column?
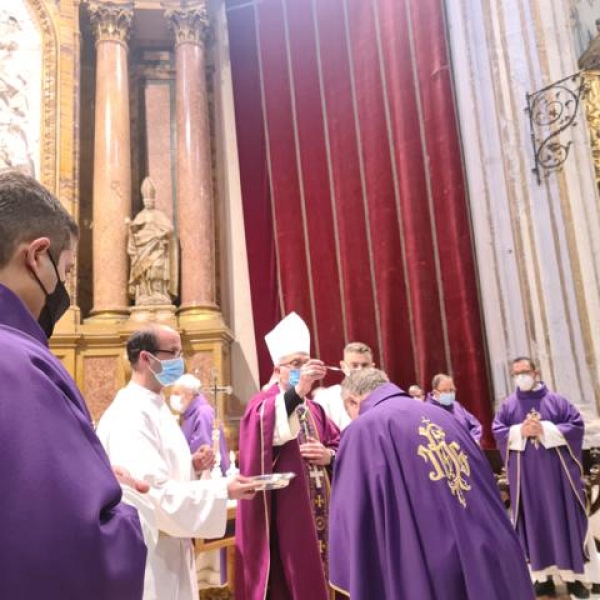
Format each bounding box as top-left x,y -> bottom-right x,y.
445,0 -> 600,445
164,1 -> 218,317
88,0 -> 134,321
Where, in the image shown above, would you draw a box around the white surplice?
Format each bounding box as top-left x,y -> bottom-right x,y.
96,382 -> 228,600
313,384 -> 351,430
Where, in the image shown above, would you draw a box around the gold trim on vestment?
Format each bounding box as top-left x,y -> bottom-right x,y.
329,581 -> 350,597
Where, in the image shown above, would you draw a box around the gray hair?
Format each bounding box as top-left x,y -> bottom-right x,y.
173,374 -> 202,394
341,367 -> 389,399
431,373 -> 453,391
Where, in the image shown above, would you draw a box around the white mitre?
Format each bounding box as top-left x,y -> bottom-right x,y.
265,312 -> 310,365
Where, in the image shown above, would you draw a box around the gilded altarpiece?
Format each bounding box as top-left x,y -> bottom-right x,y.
6,1 -> 236,450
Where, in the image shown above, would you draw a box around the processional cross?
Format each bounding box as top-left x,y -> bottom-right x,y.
198,367 -> 232,479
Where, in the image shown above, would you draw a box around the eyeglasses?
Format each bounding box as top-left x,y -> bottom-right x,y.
155,348 -> 184,358
279,358 -> 310,369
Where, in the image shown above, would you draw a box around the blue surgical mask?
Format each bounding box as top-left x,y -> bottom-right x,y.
288,368 -> 301,387
151,357 -> 185,387
438,392 -> 455,406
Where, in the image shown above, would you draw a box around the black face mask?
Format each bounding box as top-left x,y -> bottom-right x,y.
31,251 -> 71,338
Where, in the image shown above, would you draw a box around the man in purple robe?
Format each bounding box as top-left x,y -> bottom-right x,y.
329,368 -> 535,600
171,373 -> 230,473
0,170 -> 147,599
236,312 -> 341,600
493,356 -> 590,598
425,372 -> 483,443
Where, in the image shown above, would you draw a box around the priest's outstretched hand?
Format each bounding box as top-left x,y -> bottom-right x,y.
113,465 -> 150,493
192,444 -> 215,472
300,435 -> 334,466
295,359 -> 327,397
227,475 -> 258,500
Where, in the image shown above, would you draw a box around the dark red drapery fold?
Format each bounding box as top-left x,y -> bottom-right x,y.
227,0 -> 494,448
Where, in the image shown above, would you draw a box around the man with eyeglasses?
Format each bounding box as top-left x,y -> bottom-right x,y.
426,373 -> 482,444
493,356 -> 590,599
97,325 -> 257,600
236,312 -> 341,600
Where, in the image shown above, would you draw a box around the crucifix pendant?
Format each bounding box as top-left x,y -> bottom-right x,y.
309,465 -> 324,489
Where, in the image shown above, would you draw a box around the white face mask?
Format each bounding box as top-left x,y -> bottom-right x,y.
514,374 -> 535,392
170,394 -> 184,413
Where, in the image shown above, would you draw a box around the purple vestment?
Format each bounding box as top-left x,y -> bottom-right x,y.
0,284 -> 146,599
425,393 -> 483,443
493,384 -> 587,573
329,383 -> 534,600
236,384 -> 340,600
180,393 -> 230,472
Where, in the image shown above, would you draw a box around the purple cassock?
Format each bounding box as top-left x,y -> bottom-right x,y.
0,284 -> 146,599
329,383 -> 535,600
425,393 -> 483,443
180,393 -> 230,473
236,383 -> 340,600
493,384 -> 587,574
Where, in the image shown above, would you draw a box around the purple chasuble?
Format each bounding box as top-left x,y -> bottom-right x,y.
236,383 -> 340,600
425,393 -> 483,443
180,393 -> 230,472
329,383 -> 534,600
0,284 -> 146,599
493,384 -> 587,573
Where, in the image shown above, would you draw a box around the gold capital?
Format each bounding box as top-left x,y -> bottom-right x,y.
87,0 -> 134,45
163,1 -> 210,46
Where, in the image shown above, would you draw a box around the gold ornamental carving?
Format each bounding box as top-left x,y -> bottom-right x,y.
579,23 -> 600,190
26,0 -> 58,193
163,1 -> 210,47
87,0 -> 134,45
581,70 -> 600,188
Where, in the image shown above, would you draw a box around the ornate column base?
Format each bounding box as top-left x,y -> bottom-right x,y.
178,304 -> 223,329
125,304 -> 178,329
86,308 -> 131,324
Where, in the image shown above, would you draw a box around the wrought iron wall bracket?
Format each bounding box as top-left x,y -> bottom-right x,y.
525,72 -> 586,184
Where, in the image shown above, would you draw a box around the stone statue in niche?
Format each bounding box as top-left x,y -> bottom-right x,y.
127,177 -> 178,306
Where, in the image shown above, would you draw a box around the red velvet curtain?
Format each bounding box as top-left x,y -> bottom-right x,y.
227,0 -> 494,448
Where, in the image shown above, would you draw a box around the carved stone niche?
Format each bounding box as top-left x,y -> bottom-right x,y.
579,19 -> 600,190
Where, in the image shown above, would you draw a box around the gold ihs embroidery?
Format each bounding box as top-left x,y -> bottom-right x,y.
417,418 -> 472,507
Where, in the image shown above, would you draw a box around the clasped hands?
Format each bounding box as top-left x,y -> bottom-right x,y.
520,415 -> 543,440
300,435 -> 333,466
